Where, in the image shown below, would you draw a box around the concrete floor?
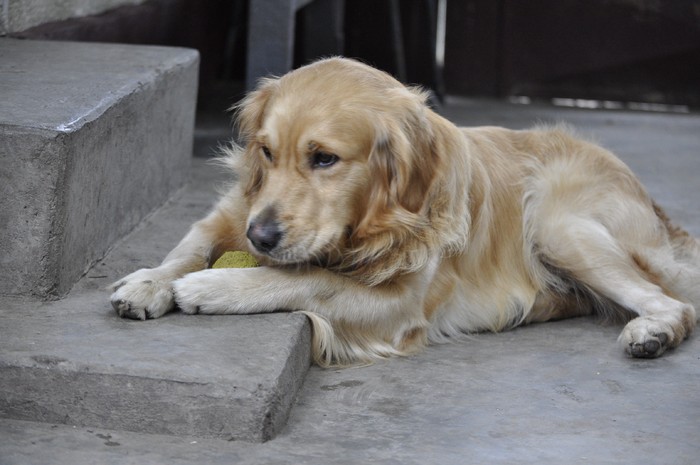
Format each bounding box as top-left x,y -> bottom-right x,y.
2,98 -> 699,464
4,317 -> 698,465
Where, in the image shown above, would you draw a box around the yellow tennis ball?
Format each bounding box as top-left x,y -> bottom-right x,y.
211,251 -> 259,269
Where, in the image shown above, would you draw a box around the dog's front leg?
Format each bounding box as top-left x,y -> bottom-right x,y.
173,263 -> 435,333
110,204 -> 246,320
174,263 -> 438,365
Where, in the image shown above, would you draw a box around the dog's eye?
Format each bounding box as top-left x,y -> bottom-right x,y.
261,146 -> 273,161
311,151 -> 339,169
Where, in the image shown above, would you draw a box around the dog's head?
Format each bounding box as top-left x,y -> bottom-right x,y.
234,58 -> 465,281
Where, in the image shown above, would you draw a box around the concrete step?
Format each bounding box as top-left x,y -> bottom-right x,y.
0,159 -> 312,442
0,38 -> 199,298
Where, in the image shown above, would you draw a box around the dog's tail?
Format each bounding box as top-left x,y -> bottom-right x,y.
650,202 -> 700,311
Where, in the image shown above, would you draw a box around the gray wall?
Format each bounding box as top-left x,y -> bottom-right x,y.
0,0 -> 148,35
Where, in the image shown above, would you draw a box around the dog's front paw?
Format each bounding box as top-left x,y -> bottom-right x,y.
173,268 -> 265,315
171,273 -> 203,315
110,268 -> 175,320
173,269 -> 229,315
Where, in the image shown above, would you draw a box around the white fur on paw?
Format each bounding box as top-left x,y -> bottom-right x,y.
173,268 -> 249,314
110,268 -> 175,320
173,269 -> 226,315
618,316 -> 674,358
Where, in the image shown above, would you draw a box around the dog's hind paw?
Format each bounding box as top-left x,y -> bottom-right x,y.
619,316 -> 675,358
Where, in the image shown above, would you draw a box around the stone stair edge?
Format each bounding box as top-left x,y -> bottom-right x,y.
0,38 -> 200,132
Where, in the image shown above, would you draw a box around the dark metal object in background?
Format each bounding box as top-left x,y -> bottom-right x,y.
11,0 -> 699,108
445,0 -> 700,107
342,0 -> 443,98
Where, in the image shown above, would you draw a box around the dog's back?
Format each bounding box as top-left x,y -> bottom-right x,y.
429,125 -> 699,358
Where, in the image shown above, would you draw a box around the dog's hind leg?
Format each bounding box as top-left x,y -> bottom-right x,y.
536,216 -> 696,358
651,201 -> 700,308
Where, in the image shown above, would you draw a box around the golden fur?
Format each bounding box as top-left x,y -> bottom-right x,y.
111,58 -> 699,366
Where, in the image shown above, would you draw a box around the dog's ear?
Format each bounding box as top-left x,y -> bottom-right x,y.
231,78 -> 279,197
357,87 -> 438,237
232,77 -> 278,142
347,87 -> 469,283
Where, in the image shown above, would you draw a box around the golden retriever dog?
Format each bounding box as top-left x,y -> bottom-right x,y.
111,57 -> 699,366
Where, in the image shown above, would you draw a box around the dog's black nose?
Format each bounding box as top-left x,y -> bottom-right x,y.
247,218 -> 283,253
